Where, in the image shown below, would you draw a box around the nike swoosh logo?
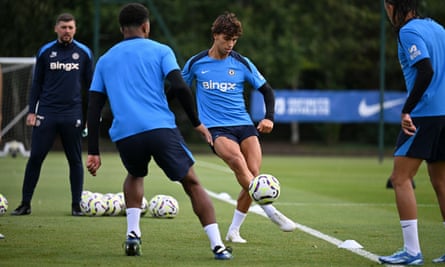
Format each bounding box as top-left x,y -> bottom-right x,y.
201,70 -> 210,74
358,98 -> 405,117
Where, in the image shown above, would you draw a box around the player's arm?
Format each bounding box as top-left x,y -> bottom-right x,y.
400,58 -> 433,136
258,82 -> 275,121
87,91 -> 106,155
82,52 -> 95,130
28,55 -> 45,115
166,70 -> 201,127
402,58 -> 433,114
166,70 -> 212,145
257,83 -> 275,133
86,91 -> 106,176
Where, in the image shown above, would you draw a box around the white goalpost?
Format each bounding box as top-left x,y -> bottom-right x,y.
0,57 -> 35,157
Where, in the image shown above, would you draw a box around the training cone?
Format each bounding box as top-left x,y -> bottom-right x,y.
338,240 -> 363,249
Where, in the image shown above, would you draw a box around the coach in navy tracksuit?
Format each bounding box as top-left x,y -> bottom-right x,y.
12,13 -> 93,216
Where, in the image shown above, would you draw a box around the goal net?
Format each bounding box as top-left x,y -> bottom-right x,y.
0,57 -> 35,157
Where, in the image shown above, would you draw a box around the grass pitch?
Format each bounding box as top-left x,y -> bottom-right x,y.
0,152 -> 443,266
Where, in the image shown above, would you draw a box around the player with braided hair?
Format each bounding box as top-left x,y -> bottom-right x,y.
379,0 -> 445,265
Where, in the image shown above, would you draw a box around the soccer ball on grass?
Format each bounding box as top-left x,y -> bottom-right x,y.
248,174 -> 281,205
148,194 -> 179,218
106,194 -> 124,216
0,194 -> 8,215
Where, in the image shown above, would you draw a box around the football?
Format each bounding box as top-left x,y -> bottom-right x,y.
0,193 -> 8,215
140,196 -> 149,216
80,190 -> 93,215
115,192 -> 127,215
88,197 -> 107,216
106,194 -> 123,216
248,174 -> 281,205
148,194 -> 179,218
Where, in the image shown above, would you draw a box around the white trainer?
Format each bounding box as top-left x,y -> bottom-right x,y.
225,229 -> 247,243
269,210 -> 297,232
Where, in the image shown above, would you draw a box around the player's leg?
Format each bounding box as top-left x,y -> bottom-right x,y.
116,133 -> 150,256
180,166 -> 232,259
153,128 -> 232,259
242,137 -> 296,232
12,115 -> 56,215
213,136 -> 252,208
379,156 -> 423,265
221,136 -> 258,243
391,156 -> 422,219
428,161 -> 445,219
428,161 -> 445,263
58,117 -> 84,215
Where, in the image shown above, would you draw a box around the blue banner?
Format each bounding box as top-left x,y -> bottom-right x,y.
250,90 -> 406,123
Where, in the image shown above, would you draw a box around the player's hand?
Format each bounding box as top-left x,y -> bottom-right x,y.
194,124 -> 213,146
401,113 -> 416,136
257,119 -> 274,134
26,113 -> 37,126
86,155 -> 101,176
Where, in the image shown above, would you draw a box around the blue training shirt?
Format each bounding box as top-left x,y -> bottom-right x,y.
182,50 -> 266,128
398,18 -> 445,117
29,40 -> 93,116
89,37 -> 179,142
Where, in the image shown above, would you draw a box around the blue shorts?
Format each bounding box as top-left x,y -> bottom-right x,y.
208,125 -> 259,153
209,125 -> 259,144
394,116 -> 445,163
115,128 -> 195,180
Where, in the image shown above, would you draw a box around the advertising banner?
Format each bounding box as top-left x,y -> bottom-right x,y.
250,90 -> 406,123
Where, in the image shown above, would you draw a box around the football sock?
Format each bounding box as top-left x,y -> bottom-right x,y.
126,208 -> 142,237
260,204 -> 277,218
228,209 -> 247,231
204,223 -> 224,250
400,219 -> 420,255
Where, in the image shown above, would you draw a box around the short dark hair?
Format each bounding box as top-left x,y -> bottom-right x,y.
119,3 -> 149,28
211,12 -> 242,38
56,13 -> 75,24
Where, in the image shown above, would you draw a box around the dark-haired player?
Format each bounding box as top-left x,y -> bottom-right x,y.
379,0 -> 445,265
12,13 -> 93,216
86,3 -> 232,259
181,12 -> 297,244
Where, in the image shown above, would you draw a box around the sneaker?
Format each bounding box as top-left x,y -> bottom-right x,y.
379,249 -> 423,265
225,229 -> 247,243
71,203 -> 83,216
433,254 -> 445,263
213,245 -> 233,260
123,231 -> 142,256
269,210 -> 297,232
11,204 -> 31,216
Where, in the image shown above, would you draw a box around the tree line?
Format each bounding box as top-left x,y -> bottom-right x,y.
1,0 -> 445,147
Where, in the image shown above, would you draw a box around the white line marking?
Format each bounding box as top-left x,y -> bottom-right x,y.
197,160 -> 388,265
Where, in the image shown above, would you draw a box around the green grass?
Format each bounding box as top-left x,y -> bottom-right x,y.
0,152 -> 443,266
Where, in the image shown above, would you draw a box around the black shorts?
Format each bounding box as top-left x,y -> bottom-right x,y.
115,128 -> 194,180
394,116 -> 445,163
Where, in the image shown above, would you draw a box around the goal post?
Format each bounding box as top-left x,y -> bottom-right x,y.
0,57 -> 35,157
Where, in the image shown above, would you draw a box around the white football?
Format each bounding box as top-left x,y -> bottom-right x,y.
148,194 -> 179,218
0,193 -> 8,215
106,194 -> 123,216
248,174 -> 281,205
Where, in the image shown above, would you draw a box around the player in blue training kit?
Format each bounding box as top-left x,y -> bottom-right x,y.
181,12 -> 297,244
379,0 -> 445,265
12,13 -> 93,217
86,3 -> 232,259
